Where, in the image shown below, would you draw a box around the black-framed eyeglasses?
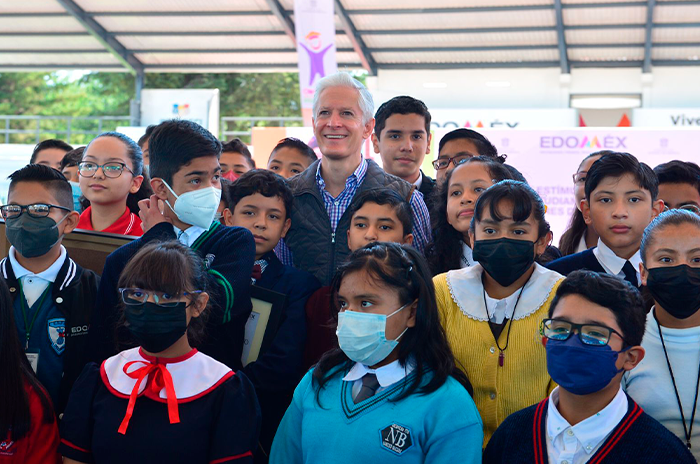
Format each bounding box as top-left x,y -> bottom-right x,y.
540,318 -> 627,347
119,288 -> 202,307
432,155 -> 472,171
0,203 -> 71,220
663,204 -> 700,215
573,172 -> 587,184
78,161 -> 133,178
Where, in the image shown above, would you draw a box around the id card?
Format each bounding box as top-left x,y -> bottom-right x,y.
26,350 -> 40,373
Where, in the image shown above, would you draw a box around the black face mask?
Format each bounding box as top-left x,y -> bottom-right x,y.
473,238 -> 536,287
125,302 -> 188,353
646,265 -> 700,319
5,214 -> 67,258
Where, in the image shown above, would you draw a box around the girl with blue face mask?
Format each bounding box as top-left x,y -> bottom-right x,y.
434,180 -> 564,446
270,242 -> 482,463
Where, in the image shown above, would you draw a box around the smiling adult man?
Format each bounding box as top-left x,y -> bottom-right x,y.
276,73 -> 432,285
372,96 -> 434,200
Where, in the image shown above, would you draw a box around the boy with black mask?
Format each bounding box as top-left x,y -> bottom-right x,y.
1,164 -> 99,413
484,270 -> 694,464
624,210 -> 700,458
87,119 -> 255,370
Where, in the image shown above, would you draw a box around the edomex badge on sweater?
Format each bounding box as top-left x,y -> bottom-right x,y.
380,423 -> 413,455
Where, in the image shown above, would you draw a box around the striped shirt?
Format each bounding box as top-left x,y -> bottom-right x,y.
275,159 -> 431,265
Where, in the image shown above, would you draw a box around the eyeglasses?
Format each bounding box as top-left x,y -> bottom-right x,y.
663,204 -> 700,215
78,161 -> 133,178
540,318 -> 627,347
432,155 -> 472,171
573,172 -> 587,184
0,203 -> 71,219
119,288 -> 202,307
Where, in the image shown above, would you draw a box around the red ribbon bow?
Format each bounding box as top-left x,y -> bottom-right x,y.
251,264 -> 263,281
118,359 -> 180,435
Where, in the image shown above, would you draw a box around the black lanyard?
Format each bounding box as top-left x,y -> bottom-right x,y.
654,310 -> 700,450
18,280 -> 52,350
482,274 -> 530,368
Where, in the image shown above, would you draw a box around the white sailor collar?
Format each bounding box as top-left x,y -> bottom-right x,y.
101,347 -> 233,403
445,263 -> 563,322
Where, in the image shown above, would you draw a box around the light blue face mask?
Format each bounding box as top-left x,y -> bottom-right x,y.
68,181 -> 83,213
336,303 -> 411,366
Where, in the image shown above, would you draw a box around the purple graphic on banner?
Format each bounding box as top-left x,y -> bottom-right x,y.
300,43 -> 334,85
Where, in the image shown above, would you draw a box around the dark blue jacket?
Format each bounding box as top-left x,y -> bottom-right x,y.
242,251 -> 320,460
546,248 -> 606,276
484,394 -> 695,463
87,221 -> 255,370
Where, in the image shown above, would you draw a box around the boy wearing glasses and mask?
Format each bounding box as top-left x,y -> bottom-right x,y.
484,270 -> 694,463
1,164 -> 99,413
87,119 -> 256,371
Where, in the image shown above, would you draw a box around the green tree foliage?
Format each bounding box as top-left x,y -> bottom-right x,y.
0,71 -> 305,144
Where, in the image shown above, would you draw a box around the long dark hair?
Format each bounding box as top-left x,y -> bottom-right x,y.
0,279 -> 55,440
559,152 -> 607,256
312,243 -> 472,406
84,132 -> 153,215
426,156 -> 514,275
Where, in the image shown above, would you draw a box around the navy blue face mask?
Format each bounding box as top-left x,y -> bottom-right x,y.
546,335 -> 629,395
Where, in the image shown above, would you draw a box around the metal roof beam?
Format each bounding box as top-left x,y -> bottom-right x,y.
335,0 -> 377,75
54,0 -> 142,73
643,0 -> 657,72
264,0 -> 296,44
554,0 -> 570,73
126,48 -> 354,54
89,10 -> 274,17
107,30 -> 344,36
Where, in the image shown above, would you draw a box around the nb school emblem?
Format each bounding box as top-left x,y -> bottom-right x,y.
380,423 -> 413,455
47,318 -> 66,355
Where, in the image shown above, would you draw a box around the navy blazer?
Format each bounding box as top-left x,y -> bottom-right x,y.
243,251 -> 321,392
546,248 -> 605,276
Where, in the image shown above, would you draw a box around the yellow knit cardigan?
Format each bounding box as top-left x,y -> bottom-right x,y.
434,263 -> 563,446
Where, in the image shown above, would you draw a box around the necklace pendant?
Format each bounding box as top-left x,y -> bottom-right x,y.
499,351 -> 504,367
688,440 -> 692,450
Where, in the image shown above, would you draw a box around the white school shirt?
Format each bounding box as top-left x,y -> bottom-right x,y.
343,359 -> 415,399
461,242 -> 476,268
624,309 -> 700,461
575,234 -> 589,254
592,239 -> 642,286
546,386 -> 628,464
173,225 -> 207,248
9,245 -> 66,306
484,290 -> 522,325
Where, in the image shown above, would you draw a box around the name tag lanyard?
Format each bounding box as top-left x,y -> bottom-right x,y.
18,280 -> 53,350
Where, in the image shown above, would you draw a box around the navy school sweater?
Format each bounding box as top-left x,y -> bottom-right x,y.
546,248 -> 606,277
483,394 -> 696,464
87,221 -> 255,370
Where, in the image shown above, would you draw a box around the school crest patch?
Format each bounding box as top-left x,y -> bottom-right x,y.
380,423 -> 413,455
0,438 -> 15,456
47,318 -> 66,355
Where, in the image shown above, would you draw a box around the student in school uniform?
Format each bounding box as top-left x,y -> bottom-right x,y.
434,180 -> 564,445
221,138 -> 256,181
60,241 -> 261,464
266,137 -> 318,179
548,152 -> 664,288
432,128 -> 500,185
484,270 -> 695,464
76,132 -> 152,236
654,160 -> 700,214
302,188 -> 415,371
624,210 -> 700,458
558,151 -> 606,256
0,278 -> 60,464
30,139 -> 73,171
270,242 -> 483,463
221,169 -> 321,460
1,164 -> 99,413
87,119 -> 256,370
426,155 -> 515,276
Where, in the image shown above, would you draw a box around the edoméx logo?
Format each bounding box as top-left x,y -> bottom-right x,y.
540,135 -> 627,150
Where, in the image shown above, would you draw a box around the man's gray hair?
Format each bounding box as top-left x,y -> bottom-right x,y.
312,72 -> 374,125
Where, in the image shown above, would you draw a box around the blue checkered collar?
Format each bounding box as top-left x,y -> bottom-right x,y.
315,158 -> 368,194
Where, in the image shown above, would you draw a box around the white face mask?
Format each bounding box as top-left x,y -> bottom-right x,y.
336,303 -> 410,366
162,180 -> 222,230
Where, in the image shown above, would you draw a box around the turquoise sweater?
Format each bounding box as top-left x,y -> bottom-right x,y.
270,367 -> 483,463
